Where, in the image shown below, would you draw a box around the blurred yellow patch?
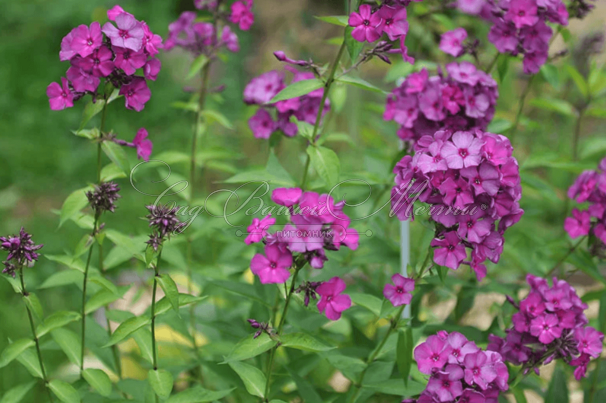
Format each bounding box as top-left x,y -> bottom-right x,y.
120,356 -> 148,380
170,272 -> 202,294
243,268 -> 254,284
155,323 -> 208,348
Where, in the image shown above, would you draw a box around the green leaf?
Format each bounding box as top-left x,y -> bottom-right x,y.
88,275 -> 119,296
104,316 -> 151,347
0,339 -> 35,368
133,329 -> 154,363
544,366 -> 569,403
148,369 -> 173,399
59,187 -> 92,227
396,327 -> 413,386
266,150 -> 295,186
541,64 -> 560,90
228,361 -> 266,398
529,98 -> 577,117
100,163 -> 127,182
568,248 -> 606,286
48,380 -> 81,403
512,387 -> 528,403
83,368 -> 112,397
497,54 -> 509,83
105,229 -> 145,258
187,54 -> 209,80
349,293 -> 382,316
430,13 -> 456,30
201,110 -> 233,129
223,333 -> 277,362
157,274 -> 180,314
363,379 -> 425,396
0,381 -> 36,403
566,65 -> 589,99
314,15 -> 348,27
23,293 -> 43,320
45,254 -> 85,273
51,328 -> 82,367
336,75 -> 386,94
15,349 -> 42,378
280,333 -> 334,352
166,387 -> 235,403
101,142 -> 130,178
344,27 -> 364,62
287,369 -> 322,402
269,79 -> 325,103
307,145 -> 341,187
72,128 -> 99,140
85,288 -> 126,315
486,118 -> 512,134
1,275 -> 22,293
36,311 -> 81,338
78,99 -> 106,132
155,294 -> 207,317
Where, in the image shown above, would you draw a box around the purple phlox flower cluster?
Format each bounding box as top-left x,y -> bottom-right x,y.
347,1 -> 424,64
244,65 -> 330,139
457,0 -> 570,74
384,273 -> 415,307
384,62 -> 498,145
439,28 -> 480,59
86,181 -> 121,214
295,281 -> 322,307
565,157 -> 606,256
391,129 -> 523,280
165,0 -> 253,55
488,275 -> 603,381
1,228 -> 43,278
145,204 -> 186,250
411,331 -> 509,402
112,128 -> 153,161
48,5 -> 162,112
246,188 -> 358,321
569,0 -> 596,19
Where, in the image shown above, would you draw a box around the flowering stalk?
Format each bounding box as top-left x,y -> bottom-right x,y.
80,211 -> 100,376
262,258 -> 305,401
19,268 -> 55,403
509,74 -> 535,142
150,247 -> 163,403
300,43 -> 346,190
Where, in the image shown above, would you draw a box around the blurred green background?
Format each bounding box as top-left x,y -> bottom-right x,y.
2,0 -> 606,401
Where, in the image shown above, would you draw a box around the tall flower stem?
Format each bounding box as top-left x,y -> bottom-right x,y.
150,248 -> 163,403
300,41 -> 347,189
509,74 -> 535,143
19,269 -> 55,403
263,262 -> 304,401
546,235 -> 587,277
80,212 -> 100,375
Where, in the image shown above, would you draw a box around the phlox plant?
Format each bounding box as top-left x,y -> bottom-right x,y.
2,0 -> 606,403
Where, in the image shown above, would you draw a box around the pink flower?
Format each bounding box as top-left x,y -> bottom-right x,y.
47,77 -> 74,110
457,0 -> 486,14
249,108 -> 276,139
457,211 -> 493,244
75,45 -> 115,77
113,47 -> 147,75
507,0 -> 539,29
60,28 -> 78,61
431,231 -> 467,270
460,163 -> 500,196
414,334 -> 453,374
142,23 -> 163,56
439,177 -> 474,209
575,327 -> 604,358
102,13 -> 144,52
71,22 -> 103,58
464,88 -> 490,118
221,26 -> 240,52
230,0 -> 254,31
519,292 -> 545,317
120,77 -> 151,112
243,70 -> 284,105
378,5 -> 409,41
317,277 -> 352,321
523,50 -> 548,74
107,5 -> 129,21
530,314 -> 562,344
271,188 -> 302,207
446,61 -> 480,86
458,389 -> 486,403
66,66 -> 100,93
348,4 -> 384,43
144,58 -> 161,81
446,332 -> 480,364
406,69 -> 428,94
245,214 -> 275,244
417,141 -> 448,173
441,131 -> 483,169
250,244 -> 292,284
463,351 -> 497,390
488,22 -> 519,53
133,128 -> 153,161
564,208 -> 591,238
383,274 -> 415,307
440,28 -> 468,57
426,366 -> 464,401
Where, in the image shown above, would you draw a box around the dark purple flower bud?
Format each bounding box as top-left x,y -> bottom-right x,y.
506,295 -> 519,309
86,181 -> 121,214
273,51 -> 311,67
254,330 -> 263,339
146,232 -> 162,251
146,204 -> 185,237
2,261 -> 17,278
247,319 -> 261,328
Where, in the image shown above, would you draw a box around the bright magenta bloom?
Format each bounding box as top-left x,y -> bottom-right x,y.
245,215 -> 276,245
47,77 -> 74,110
133,128 -> 153,161
348,5 -> 384,43
120,77 -> 151,112
440,28 -> 467,57
71,22 -> 103,58
250,244 -> 292,284
383,274 -> 414,307
230,0 -> 254,31
271,188 -> 303,207
316,277 -> 352,321
102,13 -> 144,51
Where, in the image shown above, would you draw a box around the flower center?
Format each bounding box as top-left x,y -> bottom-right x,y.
459,148 -> 468,157
119,29 -> 130,39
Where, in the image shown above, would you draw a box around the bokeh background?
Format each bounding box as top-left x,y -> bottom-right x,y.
1,0 -> 606,401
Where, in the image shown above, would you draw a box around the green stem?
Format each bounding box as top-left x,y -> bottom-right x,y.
348,305 -> 406,403
19,269 -> 55,403
484,53 -> 500,74
97,99 -> 108,183
151,248 -> 163,370
572,106 -> 586,162
509,74 -> 535,143
80,213 -> 100,376
263,263 -> 303,401
546,235 -> 586,277
589,358 -> 603,402
300,41 -> 347,189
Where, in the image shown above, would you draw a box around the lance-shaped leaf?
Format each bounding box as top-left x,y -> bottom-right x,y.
157,274 -> 180,314
269,79 -> 324,103
51,328 -> 82,367
307,145 -> 341,187
59,187 -> 92,227
48,380 -> 81,403
0,339 -> 35,368
83,368 -> 112,397
0,381 -> 36,403
280,333 -> 334,352
148,369 -> 173,399
223,333 -> 277,362
101,142 -> 130,177
228,361 -> 266,398
104,316 -> 151,347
